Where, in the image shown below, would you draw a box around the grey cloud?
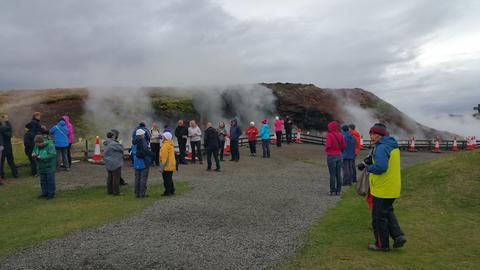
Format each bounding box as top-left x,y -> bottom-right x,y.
0,0 -> 479,123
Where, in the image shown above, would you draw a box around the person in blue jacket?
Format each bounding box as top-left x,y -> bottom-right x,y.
229,119 -> 242,162
132,129 -> 153,198
49,119 -> 70,171
341,125 -> 356,186
259,119 -> 271,158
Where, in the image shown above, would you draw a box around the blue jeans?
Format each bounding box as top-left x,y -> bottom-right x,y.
327,155 -> 342,193
39,172 -> 56,197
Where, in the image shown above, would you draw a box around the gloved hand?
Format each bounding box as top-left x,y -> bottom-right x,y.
363,155 -> 373,165
357,162 -> 366,171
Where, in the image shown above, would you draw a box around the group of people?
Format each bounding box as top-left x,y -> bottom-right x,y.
326,120 -> 406,252
0,113 -> 74,193
23,113 -> 75,198
103,116 -> 294,198
2,112 -> 406,252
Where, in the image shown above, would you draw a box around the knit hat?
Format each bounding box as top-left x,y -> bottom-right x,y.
136,129 -> 145,136
341,125 -> 349,132
250,121 -> 255,126
163,132 -> 172,140
262,118 -> 268,124
369,123 -> 387,136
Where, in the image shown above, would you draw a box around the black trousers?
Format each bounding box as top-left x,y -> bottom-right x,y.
190,141 -> 202,163
151,143 -> 160,166
1,149 -> 18,178
219,140 -> 225,160
207,147 -> 220,169
372,196 -> 404,248
230,139 -> 239,161
248,141 -> 256,154
275,131 -> 282,147
262,139 -> 270,158
178,140 -> 187,163
107,167 -> 121,195
286,129 -> 292,143
162,171 -> 175,195
24,144 -> 37,176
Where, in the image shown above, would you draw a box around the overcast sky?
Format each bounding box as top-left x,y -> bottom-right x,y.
1,0 -> 479,118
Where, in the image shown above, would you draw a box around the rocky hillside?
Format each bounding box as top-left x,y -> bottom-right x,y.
265,83 -> 457,138
0,84 -> 456,139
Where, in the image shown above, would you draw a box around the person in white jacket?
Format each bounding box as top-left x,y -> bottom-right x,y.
188,120 -> 203,164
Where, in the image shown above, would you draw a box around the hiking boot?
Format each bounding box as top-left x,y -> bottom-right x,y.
393,235 -> 407,248
368,244 -> 390,252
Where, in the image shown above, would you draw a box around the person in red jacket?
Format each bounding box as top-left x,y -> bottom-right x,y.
349,124 -> 361,183
246,121 -> 259,156
326,121 -> 346,195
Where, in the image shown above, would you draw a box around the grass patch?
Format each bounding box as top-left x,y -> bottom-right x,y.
282,151 -> 480,269
0,176 -> 189,258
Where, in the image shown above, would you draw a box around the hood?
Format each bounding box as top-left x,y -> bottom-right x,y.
378,136 -> 398,148
103,138 -> 115,146
327,121 -> 338,132
58,120 -> 66,127
62,115 -> 71,124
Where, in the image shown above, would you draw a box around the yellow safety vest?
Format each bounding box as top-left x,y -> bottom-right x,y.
369,148 -> 401,198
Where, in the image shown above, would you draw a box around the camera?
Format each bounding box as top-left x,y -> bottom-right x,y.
363,155 -> 373,165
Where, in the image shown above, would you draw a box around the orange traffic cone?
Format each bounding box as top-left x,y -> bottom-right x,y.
451,137 -> 459,151
295,129 -> 302,143
186,141 -> 193,160
408,136 -> 418,152
92,136 -> 102,161
432,137 -> 442,153
223,136 -> 231,155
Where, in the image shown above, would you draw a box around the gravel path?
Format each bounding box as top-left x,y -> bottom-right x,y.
0,144 -> 444,270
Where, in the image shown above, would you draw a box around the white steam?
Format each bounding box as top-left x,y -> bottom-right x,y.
84,87 -> 161,144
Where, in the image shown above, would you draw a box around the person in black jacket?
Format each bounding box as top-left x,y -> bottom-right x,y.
174,120 -> 189,165
229,119 -> 241,162
24,112 -> 46,176
0,114 -> 18,178
0,121 -> 5,185
284,116 -> 293,144
204,122 -> 220,172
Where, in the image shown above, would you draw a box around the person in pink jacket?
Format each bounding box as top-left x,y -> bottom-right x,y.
325,121 -> 346,195
62,115 -> 75,166
274,116 -> 284,147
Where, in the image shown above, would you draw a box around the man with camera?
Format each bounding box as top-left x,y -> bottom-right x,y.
358,123 -> 406,252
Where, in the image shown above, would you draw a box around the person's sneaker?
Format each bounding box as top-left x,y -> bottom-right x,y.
393,235 -> 407,248
206,168 -> 211,171
214,168 -> 221,172
368,244 -> 390,252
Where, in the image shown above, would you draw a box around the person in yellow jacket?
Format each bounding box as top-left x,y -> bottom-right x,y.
160,132 -> 176,196
358,123 -> 406,251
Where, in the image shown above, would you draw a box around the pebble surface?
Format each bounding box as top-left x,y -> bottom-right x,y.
0,144 -> 442,270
